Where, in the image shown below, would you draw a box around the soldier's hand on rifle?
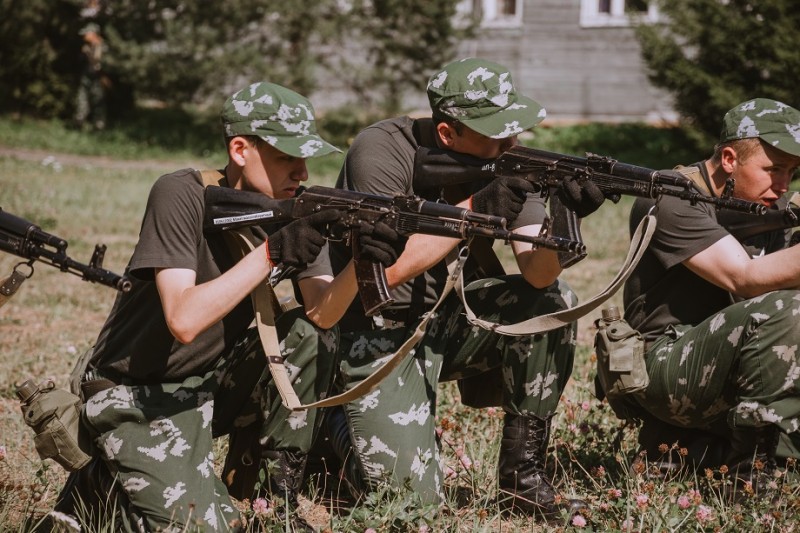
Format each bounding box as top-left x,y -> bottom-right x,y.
267,210 -> 343,270
471,176 -> 538,224
355,220 -> 407,267
557,175 -> 606,218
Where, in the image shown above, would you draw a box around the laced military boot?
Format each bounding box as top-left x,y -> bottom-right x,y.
260,449 -> 314,532
723,425 -> 780,501
631,418 -> 723,480
497,413 -> 587,521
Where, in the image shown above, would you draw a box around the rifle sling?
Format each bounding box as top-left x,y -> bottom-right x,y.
198,170 -> 468,411
457,213 -> 656,335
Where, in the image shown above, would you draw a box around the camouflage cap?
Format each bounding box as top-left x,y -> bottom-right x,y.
426,57 -> 546,139
221,82 -> 340,158
721,98 -> 800,157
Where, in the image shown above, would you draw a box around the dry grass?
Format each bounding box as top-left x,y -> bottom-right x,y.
3,148 -> 797,531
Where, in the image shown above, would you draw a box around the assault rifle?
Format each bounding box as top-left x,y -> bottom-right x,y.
716,193 -> 800,244
413,145 -> 767,266
204,185 -> 585,316
0,207 -> 131,297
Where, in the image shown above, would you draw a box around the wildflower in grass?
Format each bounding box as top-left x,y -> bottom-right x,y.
252,497 -> 272,519
621,517 -> 634,531
592,465 -> 606,478
365,529 -> 378,533
487,407 -> 497,416
760,513 -> 774,526
677,495 -> 691,509
635,493 -> 649,509
687,489 -> 701,504
444,465 -> 457,479
607,488 -> 622,499
572,514 -> 587,527
581,400 -> 591,411
695,505 -> 713,524
0,445 -> 6,460
658,443 -> 669,454
719,464 -> 728,475
419,525 -> 430,533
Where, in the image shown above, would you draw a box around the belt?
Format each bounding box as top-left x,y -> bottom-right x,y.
375,307 -> 426,329
80,369 -> 117,402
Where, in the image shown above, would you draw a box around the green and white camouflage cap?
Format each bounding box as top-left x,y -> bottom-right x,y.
221,82 -> 340,158
426,57 -> 546,139
721,98 -> 800,157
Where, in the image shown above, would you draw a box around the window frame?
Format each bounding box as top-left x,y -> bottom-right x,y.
579,0 -> 659,28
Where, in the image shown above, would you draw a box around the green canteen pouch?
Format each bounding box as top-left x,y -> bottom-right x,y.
594,310 -> 649,401
20,382 -> 92,472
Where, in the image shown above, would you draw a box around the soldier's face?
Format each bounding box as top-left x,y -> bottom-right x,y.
726,142 -> 799,206
438,122 -> 517,159
243,140 -> 308,199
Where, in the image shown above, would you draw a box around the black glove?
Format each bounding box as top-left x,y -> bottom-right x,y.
557,175 -> 606,218
267,210 -> 342,270
470,176 -> 538,224
354,220 -> 407,267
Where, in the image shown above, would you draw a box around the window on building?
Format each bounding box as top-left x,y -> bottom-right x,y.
477,0 -> 523,27
580,0 -> 659,27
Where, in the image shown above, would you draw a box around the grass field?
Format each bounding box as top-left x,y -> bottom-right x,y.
1,118 -> 798,531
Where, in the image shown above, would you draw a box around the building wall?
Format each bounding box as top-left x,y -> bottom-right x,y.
457,0 -> 677,124
310,0 -> 678,125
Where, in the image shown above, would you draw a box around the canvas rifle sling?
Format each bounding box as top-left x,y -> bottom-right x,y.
457,213 -> 657,335
198,170 -> 469,410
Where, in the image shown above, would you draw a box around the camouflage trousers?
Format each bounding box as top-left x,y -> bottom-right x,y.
338,276 -> 577,504
636,290 -> 800,434
81,308 -> 338,531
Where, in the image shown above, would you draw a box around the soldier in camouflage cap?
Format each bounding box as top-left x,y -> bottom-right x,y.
52,82 -> 406,531
322,57 -> 603,522
619,98 -> 800,497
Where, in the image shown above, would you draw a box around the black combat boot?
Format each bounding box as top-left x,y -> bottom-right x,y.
497,413 -> 587,521
723,425 -> 780,501
631,417 -> 724,480
260,449 -> 314,532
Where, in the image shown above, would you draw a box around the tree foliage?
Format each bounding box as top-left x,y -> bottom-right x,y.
0,0 -> 472,121
636,0 -> 800,141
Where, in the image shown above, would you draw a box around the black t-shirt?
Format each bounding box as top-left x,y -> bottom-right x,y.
623,164 -> 789,343
331,116 -> 547,329
89,169 -> 330,382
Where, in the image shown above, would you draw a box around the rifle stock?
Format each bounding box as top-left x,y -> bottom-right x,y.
0,207 -> 131,293
204,185 -> 585,316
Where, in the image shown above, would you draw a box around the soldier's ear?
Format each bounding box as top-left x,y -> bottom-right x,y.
227,136 -> 250,167
436,121 -> 458,149
719,146 -> 738,174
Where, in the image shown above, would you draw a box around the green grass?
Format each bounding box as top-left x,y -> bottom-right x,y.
1,114 -> 798,531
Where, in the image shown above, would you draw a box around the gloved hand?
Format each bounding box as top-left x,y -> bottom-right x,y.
354,220 -> 407,267
470,177 -> 538,224
266,210 -> 342,270
557,175 -> 606,218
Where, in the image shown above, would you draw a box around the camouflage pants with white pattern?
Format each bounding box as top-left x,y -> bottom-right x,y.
637,290 -> 800,434
339,276 -> 577,504
82,308 -> 338,531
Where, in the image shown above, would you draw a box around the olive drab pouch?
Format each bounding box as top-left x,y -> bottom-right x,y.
17,378 -> 92,472
594,306 -> 648,415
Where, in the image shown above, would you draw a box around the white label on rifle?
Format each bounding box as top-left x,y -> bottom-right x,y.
214,211 -> 275,225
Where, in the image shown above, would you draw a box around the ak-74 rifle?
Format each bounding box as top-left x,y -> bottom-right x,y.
203,184 -> 585,316
0,207 -> 131,306
716,192 -> 800,245
413,145 -> 766,266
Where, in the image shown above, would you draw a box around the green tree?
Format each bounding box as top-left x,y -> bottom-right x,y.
636,0 -> 800,141
328,0 -> 476,115
0,0 -> 84,117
